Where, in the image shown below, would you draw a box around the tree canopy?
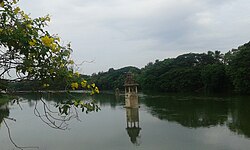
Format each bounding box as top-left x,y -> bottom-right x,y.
89,42 -> 250,94
1,0 -> 71,81
0,0 -> 99,94
0,0 -> 100,118
226,42 -> 250,94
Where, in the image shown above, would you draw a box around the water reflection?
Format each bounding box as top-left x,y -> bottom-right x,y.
5,93 -> 101,131
143,95 -> 250,138
1,92 -> 250,150
0,102 -> 9,125
227,99 -> 250,138
125,108 -> 141,145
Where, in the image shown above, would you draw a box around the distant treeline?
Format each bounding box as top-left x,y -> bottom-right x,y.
91,41 -> 250,94
5,41 -> 250,94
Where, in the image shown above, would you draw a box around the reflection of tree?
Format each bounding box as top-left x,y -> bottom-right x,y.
228,100 -> 250,138
16,93 -> 81,130
17,92 -> 122,110
14,93 -> 100,130
0,93 -> 100,150
33,99 -> 81,130
0,103 -> 9,125
143,95 -> 250,138
93,93 -> 122,108
0,98 -> 38,150
3,118 -> 39,150
5,92 -> 101,130
143,96 -> 228,128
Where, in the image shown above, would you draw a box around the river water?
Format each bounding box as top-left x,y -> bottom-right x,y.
0,92 -> 250,150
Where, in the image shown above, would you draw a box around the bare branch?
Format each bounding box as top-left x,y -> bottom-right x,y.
33,100 -> 80,130
3,119 -> 39,150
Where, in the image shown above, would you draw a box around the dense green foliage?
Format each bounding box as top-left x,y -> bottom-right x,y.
139,52 -> 228,93
6,41 -> 250,94
89,41 -> 250,94
226,42 -> 250,94
91,66 -> 141,91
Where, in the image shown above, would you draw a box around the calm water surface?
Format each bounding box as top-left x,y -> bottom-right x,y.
0,93 -> 250,150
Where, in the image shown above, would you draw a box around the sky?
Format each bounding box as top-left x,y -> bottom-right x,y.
19,0 -> 250,75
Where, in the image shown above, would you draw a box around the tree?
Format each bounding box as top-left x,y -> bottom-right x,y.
0,0 -> 99,93
91,66 -> 140,90
0,0 -> 72,83
0,1 -> 101,148
201,64 -> 229,93
226,42 -> 250,94
0,0 -> 101,122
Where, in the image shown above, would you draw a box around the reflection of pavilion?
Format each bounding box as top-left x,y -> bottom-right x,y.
124,72 -> 141,145
126,108 -> 141,145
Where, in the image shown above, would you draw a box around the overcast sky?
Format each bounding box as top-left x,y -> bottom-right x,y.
19,0 -> 250,75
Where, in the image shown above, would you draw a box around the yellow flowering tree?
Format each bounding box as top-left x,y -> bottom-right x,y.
0,0 -> 99,114
0,0 -> 69,81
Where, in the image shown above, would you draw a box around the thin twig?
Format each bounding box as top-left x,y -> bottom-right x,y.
3,119 -> 39,150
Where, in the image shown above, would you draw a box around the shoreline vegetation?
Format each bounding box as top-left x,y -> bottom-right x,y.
0,94 -> 15,105
1,41 -> 250,95
89,41 -> 250,95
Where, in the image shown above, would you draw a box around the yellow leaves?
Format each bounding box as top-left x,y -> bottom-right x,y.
79,101 -> 84,105
0,2 -> 4,7
27,67 -> 32,73
43,84 -> 50,87
74,101 -> 78,106
26,24 -> 32,29
18,10 -> 31,21
90,83 -> 99,94
44,15 -> 51,22
71,82 -> 79,90
81,80 -> 87,88
90,87 -> 99,95
69,60 -> 74,65
13,0 -> 18,4
28,41 -> 35,46
41,35 -> 53,47
94,87 -> 100,94
41,35 -> 60,52
74,72 -> 80,77
40,15 -> 51,22
59,63 -> 64,68
29,39 -> 36,46
14,7 -> 20,14
23,14 -> 30,20
0,28 -> 3,33
71,79 -> 99,94
51,43 -> 60,53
